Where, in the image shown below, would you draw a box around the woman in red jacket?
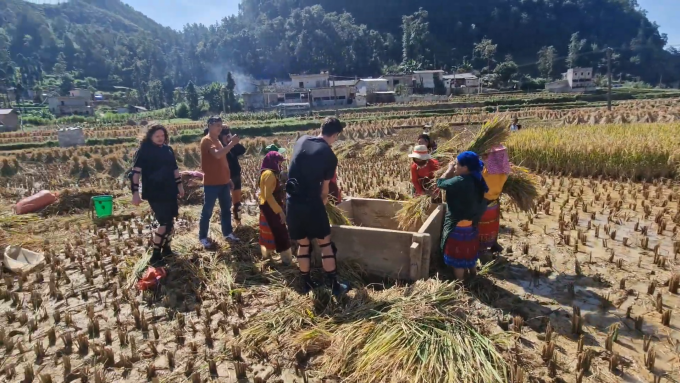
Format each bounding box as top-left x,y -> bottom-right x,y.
409,145 -> 440,197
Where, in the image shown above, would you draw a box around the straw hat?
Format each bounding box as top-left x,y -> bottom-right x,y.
408,145 -> 432,161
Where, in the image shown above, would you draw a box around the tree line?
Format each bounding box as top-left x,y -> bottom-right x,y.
1,0 -> 679,113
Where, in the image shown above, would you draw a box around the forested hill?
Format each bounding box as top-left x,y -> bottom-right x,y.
1,0 -> 679,101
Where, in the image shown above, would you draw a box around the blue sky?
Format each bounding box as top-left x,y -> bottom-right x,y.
122,0 -> 678,46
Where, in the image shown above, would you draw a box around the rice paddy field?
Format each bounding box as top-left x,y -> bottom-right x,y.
0,101 -> 679,383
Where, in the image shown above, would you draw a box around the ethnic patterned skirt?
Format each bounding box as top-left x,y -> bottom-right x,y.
443,223 -> 480,269
259,203 -> 291,252
478,201 -> 500,250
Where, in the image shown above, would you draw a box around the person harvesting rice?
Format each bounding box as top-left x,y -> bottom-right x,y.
409,145 -> 440,197
130,124 -> 184,267
417,133 -> 437,153
437,151 -> 488,281
479,145 -> 510,255
286,117 -> 350,296
258,151 -> 293,265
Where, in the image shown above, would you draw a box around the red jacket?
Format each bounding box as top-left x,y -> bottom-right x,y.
410,159 -> 439,195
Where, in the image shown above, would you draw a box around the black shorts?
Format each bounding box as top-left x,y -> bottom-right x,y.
286,198 -> 331,241
232,176 -> 242,191
148,200 -> 179,226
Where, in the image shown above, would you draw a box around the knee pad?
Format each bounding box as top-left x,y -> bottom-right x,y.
296,243 -> 311,259
319,241 -> 337,261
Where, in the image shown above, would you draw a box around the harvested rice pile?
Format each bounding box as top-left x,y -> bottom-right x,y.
40,188 -> 115,216
243,278 -> 511,383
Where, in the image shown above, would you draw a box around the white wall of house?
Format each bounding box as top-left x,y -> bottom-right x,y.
290,73 -> 330,89
356,79 -> 388,95
566,67 -> 595,90
310,86 -> 353,106
413,71 -> 444,89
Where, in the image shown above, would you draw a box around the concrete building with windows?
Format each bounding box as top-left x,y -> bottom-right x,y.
48,89 -> 94,116
382,73 -> 413,90
546,67 -> 596,93
413,70 -> 445,90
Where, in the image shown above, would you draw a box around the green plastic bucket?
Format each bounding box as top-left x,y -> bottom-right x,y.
91,195 -> 113,219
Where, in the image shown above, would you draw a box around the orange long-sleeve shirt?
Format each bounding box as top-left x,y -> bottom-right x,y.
410,159 -> 439,195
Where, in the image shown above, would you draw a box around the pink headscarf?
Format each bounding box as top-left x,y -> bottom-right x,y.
485,145 -> 510,174
261,151 -> 284,173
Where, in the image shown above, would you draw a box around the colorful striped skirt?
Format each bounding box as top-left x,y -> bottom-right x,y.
259,203 -> 291,252
478,201 -> 500,250
443,224 -> 480,269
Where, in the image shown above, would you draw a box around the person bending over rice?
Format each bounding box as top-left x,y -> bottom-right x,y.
437,151 -> 488,281
479,145 -> 510,258
409,145 -> 440,198
258,151 -> 293,265
286,117 -> 350,296
130,124 -> 185,267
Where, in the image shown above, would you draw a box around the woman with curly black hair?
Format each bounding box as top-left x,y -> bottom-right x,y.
129,124 -> 184,266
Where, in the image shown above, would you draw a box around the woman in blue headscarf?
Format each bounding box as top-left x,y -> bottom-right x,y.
436,151 -> 489,281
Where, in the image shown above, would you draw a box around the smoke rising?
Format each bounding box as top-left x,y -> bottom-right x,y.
206,63 -> 257,94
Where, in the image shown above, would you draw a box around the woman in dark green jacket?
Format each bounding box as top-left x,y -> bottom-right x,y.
436,151 -> 488,280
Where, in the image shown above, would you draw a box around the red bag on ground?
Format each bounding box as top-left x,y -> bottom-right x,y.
15,190 -> 58,214
136,267 -> 167,291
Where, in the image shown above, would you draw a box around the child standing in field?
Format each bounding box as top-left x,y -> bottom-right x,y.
198,116 -> 240,248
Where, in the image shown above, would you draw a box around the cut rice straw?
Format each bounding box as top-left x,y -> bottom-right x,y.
502,165 -> 539,212
395,194 -> 431,230
326,201 -> 352,226
244,278 -> 510,383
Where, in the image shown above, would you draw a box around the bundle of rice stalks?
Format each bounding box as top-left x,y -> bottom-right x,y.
364,187 -> 410,201
502,165 -> 538,212
436,116 -> 510,161
395,195 -> 431,231
326,202 -> 352,226
304,278 -> 509,383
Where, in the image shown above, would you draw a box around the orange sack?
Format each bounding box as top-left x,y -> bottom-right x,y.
15,190 -> 58,215
136,267 -> 167,291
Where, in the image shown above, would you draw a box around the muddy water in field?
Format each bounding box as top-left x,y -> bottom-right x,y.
489,176 -> 680,382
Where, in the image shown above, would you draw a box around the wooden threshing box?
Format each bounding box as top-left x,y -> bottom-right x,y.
314,198 -> 445,281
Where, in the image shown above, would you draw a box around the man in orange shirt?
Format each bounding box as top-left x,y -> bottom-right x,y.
199,116 -> 240,247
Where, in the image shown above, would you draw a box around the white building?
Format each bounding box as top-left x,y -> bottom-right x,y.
546,67 -> 596,93
356,78 -> 389,95
48,89 -> 94,116
564,67 -> 595,90
413,70 -> 445,90
290,71 -> 330,89
382,74 -> 413,90
443,73 -> 479,89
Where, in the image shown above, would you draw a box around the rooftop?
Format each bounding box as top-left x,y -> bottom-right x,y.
443,73 -> 478,80
360,78 -> 388,82
413,70 -> 445,74
331,80 -> 358,86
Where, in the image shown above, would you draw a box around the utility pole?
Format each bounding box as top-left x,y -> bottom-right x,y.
607,47 -> 612,111
331,75 -> 339,116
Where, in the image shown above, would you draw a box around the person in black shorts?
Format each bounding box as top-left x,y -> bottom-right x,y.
286,117 -> 349,296
130,124 -> 184,266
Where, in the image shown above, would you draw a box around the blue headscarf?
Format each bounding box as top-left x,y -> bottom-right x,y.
457,151 -> 489,193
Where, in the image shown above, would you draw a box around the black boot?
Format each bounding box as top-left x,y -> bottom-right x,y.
233,202 -> 242,221
490,242 -> 504,253
299,272 -> 319,294
150,247 -> 164,267
326,270 -> 350,297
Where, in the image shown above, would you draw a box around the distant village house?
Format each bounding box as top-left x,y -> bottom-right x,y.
546,67 -> 596,93
0,109 -> 19,131
413,70 -> 445,92
48,89 -> 94,116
